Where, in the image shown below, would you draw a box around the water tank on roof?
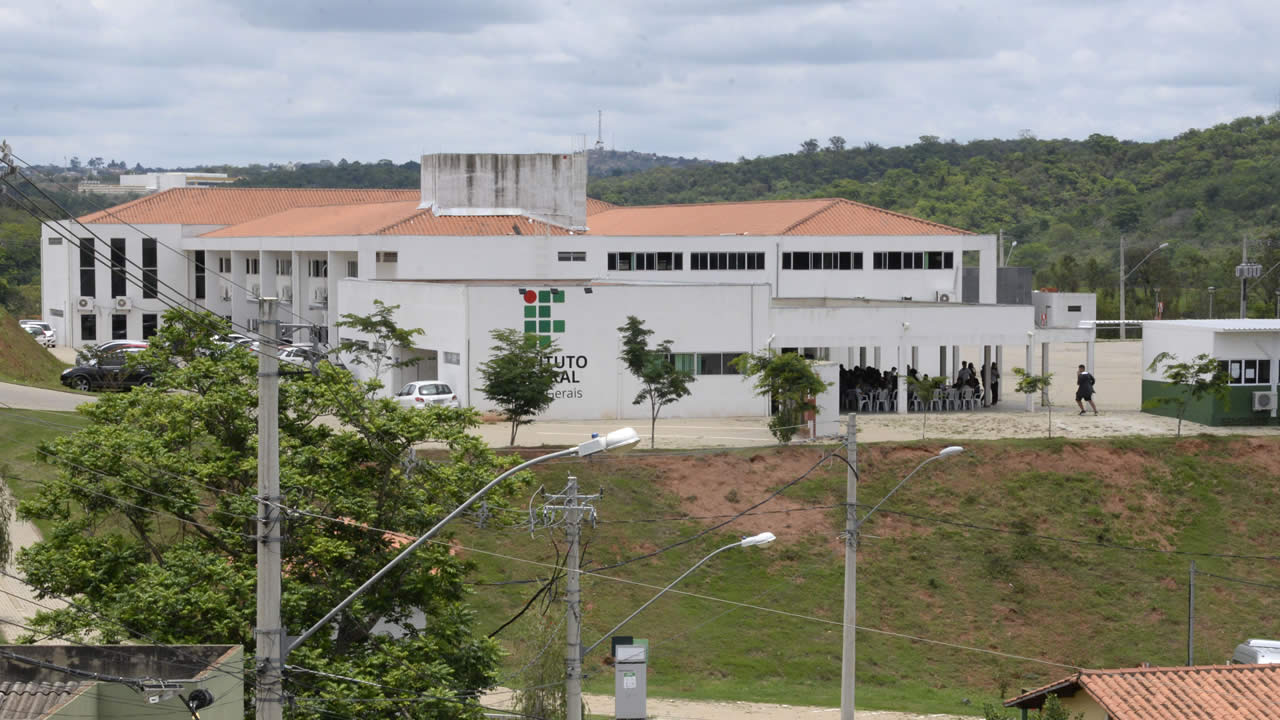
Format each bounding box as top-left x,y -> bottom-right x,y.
1231,639 -> 1280,664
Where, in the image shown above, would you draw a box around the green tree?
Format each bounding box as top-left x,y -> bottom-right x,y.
731,350 -> 831,443
1144,352 -> 1231,437
478,327 -> 562,446
617,316 -> 695,448
985,694 -> 1082,720
16,307 -> 511,718
334,299 -> 424,390
907,375 -> 949,439
800,138 -> 820,154
1013,368 -> 1055,438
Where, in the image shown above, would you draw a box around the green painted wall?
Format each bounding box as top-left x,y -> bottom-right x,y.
1142,380 -> 1279,427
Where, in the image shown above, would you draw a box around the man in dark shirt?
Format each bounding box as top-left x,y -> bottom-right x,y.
1076,364 -> 1098,415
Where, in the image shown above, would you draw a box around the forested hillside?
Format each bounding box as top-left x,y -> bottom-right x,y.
589,117 -> 1280,320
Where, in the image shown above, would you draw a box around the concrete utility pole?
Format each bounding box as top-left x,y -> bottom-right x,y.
1119,236 -> 1127,340
1237,236 -> 1262,319
255,298 -> 283,720
841,413 -> 857,720
1187,560 -> 1196,666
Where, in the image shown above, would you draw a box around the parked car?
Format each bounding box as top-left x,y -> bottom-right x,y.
19,320 -> 55,347
24,325 -> 56,348
279,345 -> 322,366
60,348 -> 153,392
85,340 -> 149,355
394,381 -> 460,409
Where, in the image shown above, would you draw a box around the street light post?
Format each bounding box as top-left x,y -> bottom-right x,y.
1119,239 -> 1169,340
277,427 -> 641,715
1005,240 -> 1018,267
842,445 -> 963,720
1208,287 -> 1215,319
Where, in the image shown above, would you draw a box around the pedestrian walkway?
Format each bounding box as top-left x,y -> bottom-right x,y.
0,510 -> 65,643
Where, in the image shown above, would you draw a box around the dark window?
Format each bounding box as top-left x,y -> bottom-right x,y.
657,252 -> 673,271
110,238 -> 126,297
838,251 -> 851,270
80,314 -> 96,342
142,313 -> 158,339
793,252 -> 810,270
944,252 -> 955,269
728,253 -> 739,270
646,252 -> 657,270
1067,304 -> 1082,312
79,238 -> 96,297
698,353 -> 723,375
888,252 -> 902,270
853,252 -> 863,269
926,251 -> 943,269
782,252 -> 792,270
112,314 -> 128,339
142,238 -> 157,299
913,251 -> 924,269
674,253 -> 683,270
722,352 -> 743,375
617,252 -> 632,271
873,252 -> 884,270
1261,361 -> 1272,385
607,252 -> 617,270
194,250 -> 206,299
48,236 -> 63,245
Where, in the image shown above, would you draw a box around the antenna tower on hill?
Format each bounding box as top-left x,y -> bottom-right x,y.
594,110 -> 605,151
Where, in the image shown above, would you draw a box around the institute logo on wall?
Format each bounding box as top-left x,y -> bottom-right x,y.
522,289 -> 566,347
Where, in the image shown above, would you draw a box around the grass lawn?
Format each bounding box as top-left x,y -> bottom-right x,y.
0,408 -> 90,536
459,436 -> 1280,716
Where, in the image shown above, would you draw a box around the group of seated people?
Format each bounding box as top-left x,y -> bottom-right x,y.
837,361 -> 1000,411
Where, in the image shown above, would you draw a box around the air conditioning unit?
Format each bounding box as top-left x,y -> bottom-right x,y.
313,287 -> 328,302
936,291 -> 951,303
113,296 -> 132,311
1253,391 -> 1277,412
250,283 -> 261,299
280,285 -> 293,302
220,284 -> 232,301
75,296 -> 94,312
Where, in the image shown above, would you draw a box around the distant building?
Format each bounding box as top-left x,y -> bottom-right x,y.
0,644 -> 242,720
78,172 -> 236,197
1006,663 -> 1280,720
1141,319 -> 1280,426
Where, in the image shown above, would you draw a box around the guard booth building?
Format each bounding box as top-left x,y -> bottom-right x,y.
1141,319 -> 1280,426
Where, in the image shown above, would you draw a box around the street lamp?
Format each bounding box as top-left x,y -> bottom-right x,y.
581,532 -> 777,658
1005,240 -> 1018,267
284,427 -> 641,658
1208,287 -> 1215,319
1119,239 -> 1169,340
842,445 -> 963,720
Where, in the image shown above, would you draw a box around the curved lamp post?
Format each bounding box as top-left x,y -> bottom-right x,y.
1119,239 -> 1169,339
842,445 -> 963,720
582,532 -> 778,658
287,427 -> 641,656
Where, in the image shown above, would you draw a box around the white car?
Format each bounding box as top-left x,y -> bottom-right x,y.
20,320 -> 56,347
394,381 -> 460,409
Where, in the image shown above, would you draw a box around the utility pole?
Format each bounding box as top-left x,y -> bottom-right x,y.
1237,235 -> 1262,319
255,298 -> 283,720
840,413 -> 857,720
533,476 -> 601,720
1119,236 -> 1127,340
1187,560 -> 1195,666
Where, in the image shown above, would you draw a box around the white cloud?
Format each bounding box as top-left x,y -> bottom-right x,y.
3,0 -> 1278,166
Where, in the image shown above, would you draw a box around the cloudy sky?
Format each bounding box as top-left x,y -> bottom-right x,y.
3,0 -> 1278,167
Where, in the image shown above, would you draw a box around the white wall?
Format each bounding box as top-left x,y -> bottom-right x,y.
1141,324 -> 1214,381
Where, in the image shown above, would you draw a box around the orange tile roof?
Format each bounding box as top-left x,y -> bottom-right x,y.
201,201 -> 572,237
583,198 -> 971,236
376,212 -> 571,236
78,187 -> 418,225
586,197 -> 617,215
1006,664 -> 1280,719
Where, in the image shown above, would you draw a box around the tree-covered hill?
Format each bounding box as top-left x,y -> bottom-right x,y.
589,118 -> 1280,320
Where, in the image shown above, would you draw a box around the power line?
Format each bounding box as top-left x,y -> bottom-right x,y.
1194,569 -> 1280,591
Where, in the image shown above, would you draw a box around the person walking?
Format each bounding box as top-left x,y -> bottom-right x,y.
1076,364 -> 1098,415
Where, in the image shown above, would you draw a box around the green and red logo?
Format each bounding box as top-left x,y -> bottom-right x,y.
522,289 -> 566,347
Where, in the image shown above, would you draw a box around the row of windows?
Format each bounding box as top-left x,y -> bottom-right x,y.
691,252 -> 766,270
872,251 -> 954,270
77,237 -> 157,299
79,313 -> 159,342
782,251 -> 863,270
667,352 -> 745,376
1221,359 -> 1272,385
608,251 -> 684,271
558,251 -> 587,262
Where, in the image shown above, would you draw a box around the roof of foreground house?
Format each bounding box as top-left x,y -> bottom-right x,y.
1005,663 -> 1280,719
0,681 -> 88,719
77,188 -> 972,238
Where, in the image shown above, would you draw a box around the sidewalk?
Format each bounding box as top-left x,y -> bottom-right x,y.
0,512 -> 65,643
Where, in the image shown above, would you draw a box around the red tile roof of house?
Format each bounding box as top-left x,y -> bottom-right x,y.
1006,664 -> 1280,719
79,188 -> 971,237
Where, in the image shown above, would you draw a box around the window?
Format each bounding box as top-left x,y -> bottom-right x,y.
142,313 -> 158,339
691,251 -> 762,271
79,238 -> 96,296
80,314 -> 96,342
48,236 -> 62,245
668,352 -> 745,375
245,257 -> 260,275
443,351 -> 461,365
376,251 -> 399,263
194,250 -> 206,300
1067,304 -> 1082,312
872,250 -> 952,270
1220,359 -> 1272,385
110,238 -> 127,297
111,314 -> 128,340
346,260 -> 358,278
668,353 -> 696,373
308,259 -> 328,278
142,238 -> 157,299
218,256 -> 232,274
698,353 -> 723,375
276,258 -> 292,276
607,251 -> 683,271
557,251 -> 587,262
781,251 -> 861,270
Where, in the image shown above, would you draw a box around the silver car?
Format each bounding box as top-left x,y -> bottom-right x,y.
20,320 -> 56,347
394,381 -> 460,409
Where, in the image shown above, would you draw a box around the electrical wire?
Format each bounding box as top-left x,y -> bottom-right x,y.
1193,569 -> 1280,591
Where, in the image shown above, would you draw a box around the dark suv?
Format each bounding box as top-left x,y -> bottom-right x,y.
60,349 -> 153,392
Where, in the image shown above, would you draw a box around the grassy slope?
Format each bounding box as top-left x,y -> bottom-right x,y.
0,308 -> 68,389
460,436 -> 1280,715
0,409 -> 90,537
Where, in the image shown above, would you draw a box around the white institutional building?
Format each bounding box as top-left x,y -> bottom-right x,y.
40,152 -> 1093,421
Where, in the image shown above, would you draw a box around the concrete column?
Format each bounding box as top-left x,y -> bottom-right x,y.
951,345 -> 960,383
911,345 -> 919,372
859,346 -> 867,367
1025,343 -> 1034,412
979,239 -> 998,304
874,346 -> 881,370
897,374 -> 908,415
1041,341 -> 1050,406
939,345 -> 948,379
982,345 -> 992,407
1086,340 -> 1096,375
996,346 -> 1003,405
